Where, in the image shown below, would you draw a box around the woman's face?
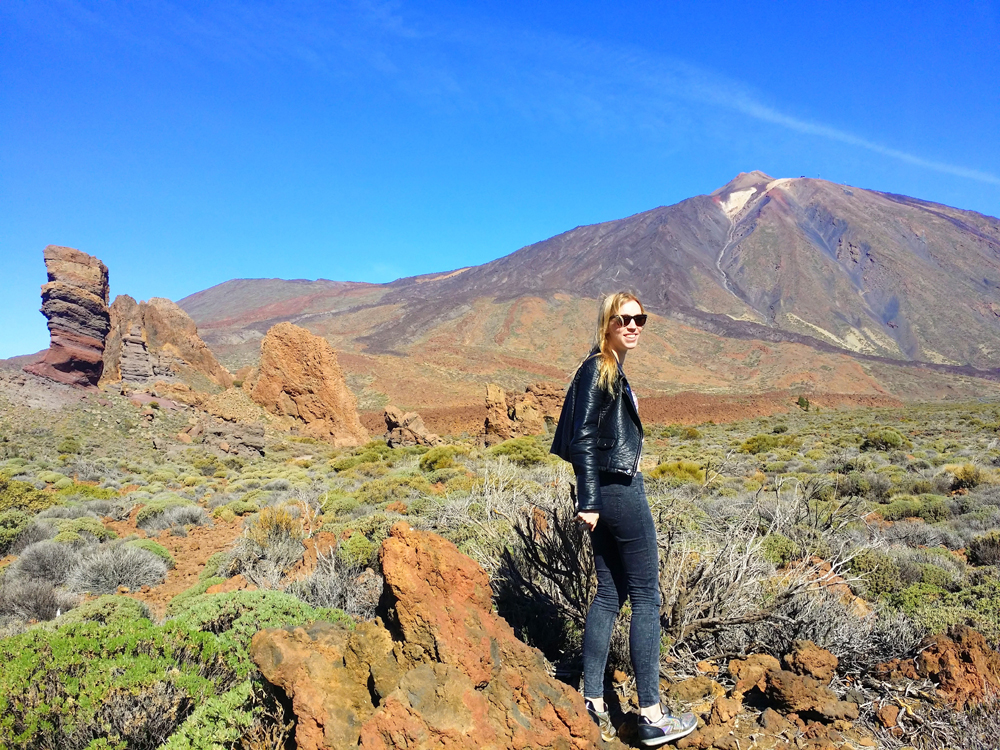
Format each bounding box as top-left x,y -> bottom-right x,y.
606,299 -> 643,359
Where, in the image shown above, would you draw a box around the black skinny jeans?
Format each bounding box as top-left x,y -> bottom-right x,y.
582,471 -> 662,708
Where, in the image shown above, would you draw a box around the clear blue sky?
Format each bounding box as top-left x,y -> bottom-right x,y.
3,0 -> 998,358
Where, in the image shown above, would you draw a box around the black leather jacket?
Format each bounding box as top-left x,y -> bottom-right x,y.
550,352 -> 643,512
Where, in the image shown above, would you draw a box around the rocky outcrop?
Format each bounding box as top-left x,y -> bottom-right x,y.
876,624 -> 1000,709
24,245 -> 110,387
251,523 -> 602,750
102,295 -> 232,389
248,322 -> 368,447
481,382 -> 564,446
383,405 -> 443,447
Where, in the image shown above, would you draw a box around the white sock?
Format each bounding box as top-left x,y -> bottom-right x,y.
586,697 -> 606,713
639,703 -> 663,721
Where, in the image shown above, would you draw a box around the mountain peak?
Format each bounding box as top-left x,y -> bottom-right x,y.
711,170 -> 775,197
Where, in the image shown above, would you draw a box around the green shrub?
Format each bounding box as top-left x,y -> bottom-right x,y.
337,532 -> 376,568
54,594 -> 153,627
212,499 -> 258,519
200,552 -> 229,582
949,463 -> 987,491
55,482 -> 118,500
0,589 -> 348,750
796,395 -> 810,412
37,470 -> 67,484
165,578 -> 226,617
862,428 -> 905,451
880,494 -> 949,523
849,548 -> 901,598
0,476 -> 60,513
739,434 -> 797,454
355,475 -> 431,506
488,437 -> 549,466
321,493 -> 359,516
760,533 -> 799,566
127,539 -> 176,569
647,460 -> 705,484
56,436 -> 82,454
52,516 -> 117,541
418,446 -> 467,472
0,509 -> 31,554
968,531 -> 1000,566
682,426 -> 703,440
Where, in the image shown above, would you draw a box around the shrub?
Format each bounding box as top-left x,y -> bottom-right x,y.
52,515 -> 117,541
760,533 -> 799,566
740,434 -> 796,454
56,436 -> 82,454
127,539 -> 176,569
337,532 -> 377,568
849,548 -> 902,598
419,446 -> 467,472
141,504 -> 210,532
862,428 -> 905,451
0,578 -> 77,622
355,475 -> 432,505
880,494 -> 949,523
0,509 -> 31,554
55,594 -> 152,626
287,549 -> 383,619
9,541 -> 80,586
0,476 -> 60,513
682,426 -> 703,440
968,531 -> 1000,566
212,499 -> 258,519
796,395 -> 810,411
135,496 -> 194,528
647,460 -> 705,484
67,544 -> 169,594
226,507 -> 305,587
950,464 -> 987,491
488,437 -> 549,466
321,493 -> 359,516
56,483 -> 118,501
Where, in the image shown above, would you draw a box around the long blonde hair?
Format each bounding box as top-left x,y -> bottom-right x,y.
591,292 -> 644,393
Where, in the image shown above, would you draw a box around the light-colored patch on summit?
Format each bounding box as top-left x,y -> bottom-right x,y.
766,178 -> 797,192
721,188 -> 757,219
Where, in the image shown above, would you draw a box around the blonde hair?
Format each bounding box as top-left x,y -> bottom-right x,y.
592,292 -> 644,393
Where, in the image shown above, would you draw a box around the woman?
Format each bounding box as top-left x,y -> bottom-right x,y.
551,292 -> 696,747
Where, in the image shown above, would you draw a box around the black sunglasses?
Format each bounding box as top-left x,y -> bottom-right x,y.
612,314 -> 648,328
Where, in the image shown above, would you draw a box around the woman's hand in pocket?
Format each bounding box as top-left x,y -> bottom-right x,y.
576,511 -> 599,531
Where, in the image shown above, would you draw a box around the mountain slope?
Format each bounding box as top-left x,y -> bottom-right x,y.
178,173 -> 1000,410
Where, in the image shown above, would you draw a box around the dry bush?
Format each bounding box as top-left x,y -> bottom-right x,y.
140,504 -> 210,531
0,578 -> 78,621
8,540 -> 80,586
11,520 -> 57,553
286,549 -> 382,619
226,507 -> 306,589
67,544 -> 168,594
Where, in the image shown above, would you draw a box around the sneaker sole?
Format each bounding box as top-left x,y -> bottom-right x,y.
639,723 -> 697,747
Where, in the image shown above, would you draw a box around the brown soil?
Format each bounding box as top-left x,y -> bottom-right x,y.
104,508 -> 244,619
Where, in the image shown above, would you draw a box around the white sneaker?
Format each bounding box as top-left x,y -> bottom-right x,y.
636,709 -> 697,746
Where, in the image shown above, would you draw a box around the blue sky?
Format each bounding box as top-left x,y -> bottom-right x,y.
2,0 -> 998,358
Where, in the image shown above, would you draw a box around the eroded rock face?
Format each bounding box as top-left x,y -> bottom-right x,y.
481,382 -> 564,446
384,405 -> 443,447
249,322 -> 368,447
102,295 -> 232,389
876,624 -> 1000,709
251,523 -> 602,750
25,245 -> 110,387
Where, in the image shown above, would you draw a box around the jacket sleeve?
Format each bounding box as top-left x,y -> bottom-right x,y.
569,357 -> 611,512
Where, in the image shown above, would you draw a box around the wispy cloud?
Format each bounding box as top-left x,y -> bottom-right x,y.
41,0 -> 1000,186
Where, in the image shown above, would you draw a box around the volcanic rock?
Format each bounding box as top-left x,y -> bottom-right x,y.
482,382 -> 564,446
24,245 -> 110,387
784,640 -> 839,684
249,322 -> 368,447
251,523 -> 603,750
876,624 -> 1000,709
764,670 -> 858,722
102,295 -> 232,389
383,405 -> 443,447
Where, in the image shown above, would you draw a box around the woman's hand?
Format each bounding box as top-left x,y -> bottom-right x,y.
576,511 -> 599,531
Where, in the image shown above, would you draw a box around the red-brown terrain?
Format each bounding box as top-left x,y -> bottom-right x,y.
175,173 -> 1000,419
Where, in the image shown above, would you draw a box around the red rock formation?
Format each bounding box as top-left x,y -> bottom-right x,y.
249,322 -> 368,447
102,295 -> 232,389
481,382 -> 564,446
876,624 -> 1000,709
383,405 -> 443,447
25,245 -> 110,387
251,523 -> 603,750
